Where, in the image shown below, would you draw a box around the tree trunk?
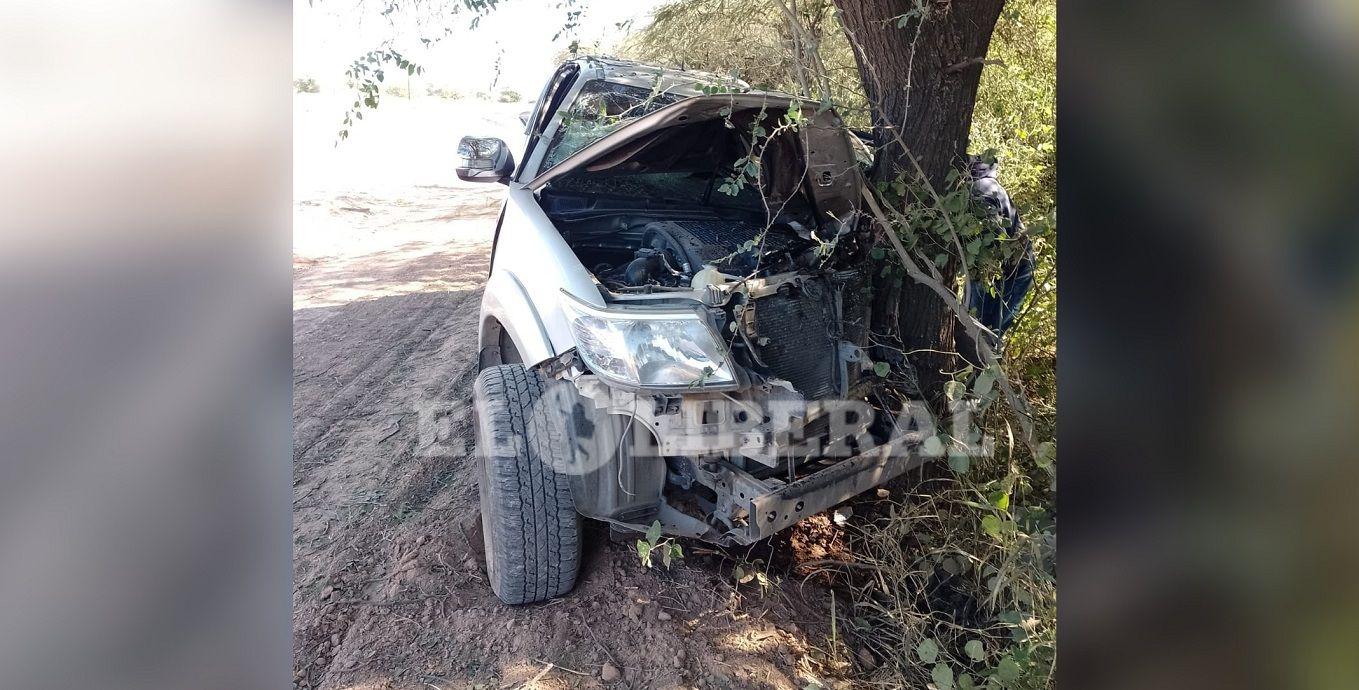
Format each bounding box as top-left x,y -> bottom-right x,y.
834,0 -> 1005,404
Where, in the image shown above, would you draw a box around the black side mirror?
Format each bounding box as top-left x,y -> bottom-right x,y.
456,136 -> 515,183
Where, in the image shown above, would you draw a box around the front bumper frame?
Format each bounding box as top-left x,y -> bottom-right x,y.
710,435 -> 929,544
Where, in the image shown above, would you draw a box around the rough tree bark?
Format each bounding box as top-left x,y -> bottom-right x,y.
833,0 -> 1005,403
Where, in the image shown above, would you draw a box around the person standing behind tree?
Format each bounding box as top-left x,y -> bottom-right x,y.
957,154 -> 1035,364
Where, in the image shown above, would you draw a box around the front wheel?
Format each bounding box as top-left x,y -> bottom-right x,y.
473,364 -> 581,604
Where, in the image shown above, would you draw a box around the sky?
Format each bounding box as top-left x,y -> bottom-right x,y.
294,0 -> 671,96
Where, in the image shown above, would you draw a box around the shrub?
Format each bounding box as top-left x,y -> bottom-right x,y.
384,84 -> 408,98
496,89 -> 522,103
425,85 -> 461,100
293,78 -> 319,94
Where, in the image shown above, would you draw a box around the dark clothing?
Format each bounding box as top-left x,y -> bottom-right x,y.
965,159 -> 1032,337
968,249 -> 1034,336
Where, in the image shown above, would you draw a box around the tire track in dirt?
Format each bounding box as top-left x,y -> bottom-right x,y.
292,289 -> 479,467
293,284 -> 491,690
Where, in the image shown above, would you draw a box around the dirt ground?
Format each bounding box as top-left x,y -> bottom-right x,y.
292,95 -> 865,690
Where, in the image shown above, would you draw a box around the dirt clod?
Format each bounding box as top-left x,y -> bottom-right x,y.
600,661 -> 621,682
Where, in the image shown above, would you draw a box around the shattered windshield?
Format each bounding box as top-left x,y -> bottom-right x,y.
539,79 -> 685,174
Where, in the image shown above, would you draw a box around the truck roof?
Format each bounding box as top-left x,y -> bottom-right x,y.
568,55 -> 776,99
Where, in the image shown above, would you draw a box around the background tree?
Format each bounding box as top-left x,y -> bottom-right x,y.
833,0 -> 1007,401
627,0 -> 1031,403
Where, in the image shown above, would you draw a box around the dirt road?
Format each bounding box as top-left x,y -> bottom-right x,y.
292,96 -> 857,690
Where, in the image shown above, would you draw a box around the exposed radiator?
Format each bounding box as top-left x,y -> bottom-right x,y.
751,277 -> 839,399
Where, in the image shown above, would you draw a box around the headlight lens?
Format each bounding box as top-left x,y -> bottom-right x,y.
562,294 -> 736,388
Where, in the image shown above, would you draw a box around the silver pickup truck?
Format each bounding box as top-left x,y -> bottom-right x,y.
458,56 -> 928,604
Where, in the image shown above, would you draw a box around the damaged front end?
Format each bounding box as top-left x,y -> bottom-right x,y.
531,92 -> 928,545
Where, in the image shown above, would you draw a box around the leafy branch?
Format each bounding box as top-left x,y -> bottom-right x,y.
336,48 -> 424,143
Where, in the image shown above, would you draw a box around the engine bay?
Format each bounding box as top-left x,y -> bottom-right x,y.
531,96 -> 874,400
571,217 -> 819,291
543,204 -> 875,400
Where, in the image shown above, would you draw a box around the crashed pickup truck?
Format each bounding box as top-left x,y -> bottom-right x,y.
459,57 -> 928,604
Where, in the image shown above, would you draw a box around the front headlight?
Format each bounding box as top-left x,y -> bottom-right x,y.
561,292 -> 736,389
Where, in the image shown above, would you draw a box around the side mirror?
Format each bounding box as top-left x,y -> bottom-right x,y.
456,136 -> 514,183
518,111 -> 530,126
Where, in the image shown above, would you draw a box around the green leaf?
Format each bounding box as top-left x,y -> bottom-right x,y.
645,520 -> 662,544
996,655 -> 1022,682
965,640 -> 986,661
922,435 -> 944,457
958,673 -> 977,690
973,367 -> 997,398
1034,441 -> 1055,468
948,452 -> 970,474
932,663 -> 954,690
636,539 -> 649,560
988,491 -> 1010,512
915,637 -> 939,664
661,548 -> 672,569
980,515 -> 1002,538
870,247 -> 886,260
944,380 -> 965,400
873,361 -> 890,377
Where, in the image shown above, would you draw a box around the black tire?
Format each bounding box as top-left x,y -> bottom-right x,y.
473,364 -> 582,604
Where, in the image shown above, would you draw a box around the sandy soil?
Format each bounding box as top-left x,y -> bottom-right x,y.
292,94 -> 862,690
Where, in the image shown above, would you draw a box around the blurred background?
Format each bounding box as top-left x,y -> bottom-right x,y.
1062,1 -> 1359,688
0,1 -> 291,689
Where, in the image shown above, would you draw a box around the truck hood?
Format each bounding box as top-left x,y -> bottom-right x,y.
528,94 -> 864,233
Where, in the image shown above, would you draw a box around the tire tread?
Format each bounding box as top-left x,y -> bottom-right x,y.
473,364 -> 581,604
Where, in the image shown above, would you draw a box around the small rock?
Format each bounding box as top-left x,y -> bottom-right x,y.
330,633 -> 340,647
600,662 -> 621,682
713,654 -> 724,663
672,655 -> 683,668
876,488 -> 890,499
657,610 -> 672,621
321,586 -> 335,600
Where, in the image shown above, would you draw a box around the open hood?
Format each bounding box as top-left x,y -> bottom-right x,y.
529,94 -> 864,233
